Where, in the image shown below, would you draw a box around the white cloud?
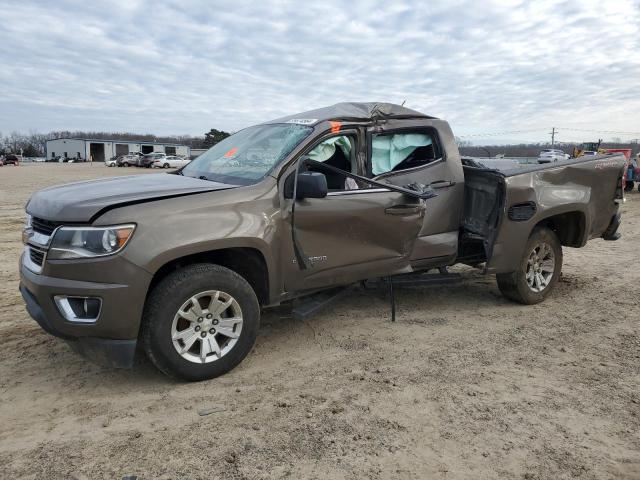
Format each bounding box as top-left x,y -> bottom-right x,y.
0,0 -> 638,142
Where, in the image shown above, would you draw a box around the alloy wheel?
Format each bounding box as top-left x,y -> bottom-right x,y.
525,242 -> 555,293
171,290 -> 243,364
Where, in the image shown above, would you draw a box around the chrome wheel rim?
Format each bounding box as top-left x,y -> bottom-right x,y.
171,290 -> 243,364
526,242 -> 555,293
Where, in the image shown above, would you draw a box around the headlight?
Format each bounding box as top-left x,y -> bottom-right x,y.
22,214 -> 33,245
48,224 -> 135,260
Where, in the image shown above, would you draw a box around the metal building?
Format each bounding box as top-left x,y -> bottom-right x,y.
45,138 -> 191,162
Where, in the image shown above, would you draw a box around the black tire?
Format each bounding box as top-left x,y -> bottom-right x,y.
141,264 -> 260,381
496,227 -> 563,305
163,163 -> 170,169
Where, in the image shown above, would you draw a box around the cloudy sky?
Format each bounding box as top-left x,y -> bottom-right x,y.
0,0 -> 639,143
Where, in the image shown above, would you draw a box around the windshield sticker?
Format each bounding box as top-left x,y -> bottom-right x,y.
330,121 -> 341,133
286,118 -> 318,125
224,147 -> 238,158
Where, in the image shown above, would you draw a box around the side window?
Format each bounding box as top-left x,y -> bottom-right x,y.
305,135 -> 359,191
371,131 -> 441,176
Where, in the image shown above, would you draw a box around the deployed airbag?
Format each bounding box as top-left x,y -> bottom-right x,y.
307,136 -> 352,163
372,133 -> 432,175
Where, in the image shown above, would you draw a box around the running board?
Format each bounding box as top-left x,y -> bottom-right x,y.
291,287 -> 350,321
365,270 -> 462,288
366,269 -> 462,322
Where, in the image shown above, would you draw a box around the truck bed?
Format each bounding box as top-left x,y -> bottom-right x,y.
458,153 -> 626,272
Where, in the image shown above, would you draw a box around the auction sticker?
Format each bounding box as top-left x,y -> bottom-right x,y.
286,118 -> 318,125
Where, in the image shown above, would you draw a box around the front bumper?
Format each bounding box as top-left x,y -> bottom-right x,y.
20,285 -> 136,368
19,254 -> 151,368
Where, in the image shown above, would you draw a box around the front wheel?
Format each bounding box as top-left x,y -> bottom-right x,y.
141,264 -> 260,381
496,227 -> 562,304
163,163 -> 170,168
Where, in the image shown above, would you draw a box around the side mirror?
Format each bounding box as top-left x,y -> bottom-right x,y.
284,171 -> 328,199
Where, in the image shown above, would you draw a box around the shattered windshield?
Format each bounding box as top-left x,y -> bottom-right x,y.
181,123 -> 312,185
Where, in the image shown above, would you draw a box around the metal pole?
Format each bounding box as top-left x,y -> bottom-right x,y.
388,276 -> 395,322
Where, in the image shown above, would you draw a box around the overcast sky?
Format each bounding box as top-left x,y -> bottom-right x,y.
0,0 -> 639,144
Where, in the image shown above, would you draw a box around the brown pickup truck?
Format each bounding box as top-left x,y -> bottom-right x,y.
19,103 -> 626,381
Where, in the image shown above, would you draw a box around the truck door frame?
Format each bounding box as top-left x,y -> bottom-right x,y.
365,121 -> 465,265
279,125 -> 434,292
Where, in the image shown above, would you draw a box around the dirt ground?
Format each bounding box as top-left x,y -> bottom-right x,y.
0,163 -> 638,479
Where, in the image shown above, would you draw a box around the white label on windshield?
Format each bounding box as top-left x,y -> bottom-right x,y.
286,118 -> 318,125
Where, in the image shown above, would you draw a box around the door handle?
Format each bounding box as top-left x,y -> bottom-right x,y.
385,204 -> 426,215
429,180 -> 456,189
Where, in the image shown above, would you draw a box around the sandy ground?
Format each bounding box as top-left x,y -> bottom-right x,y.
0,163 -> 638,479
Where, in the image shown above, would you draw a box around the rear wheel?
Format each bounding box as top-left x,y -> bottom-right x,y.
141,264 -> 260,381
496,227 -> 562,304
163,163 -> 170,168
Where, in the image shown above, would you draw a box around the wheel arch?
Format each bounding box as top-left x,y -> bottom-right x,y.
147,247 -> 271,307
531,209 -> 587,247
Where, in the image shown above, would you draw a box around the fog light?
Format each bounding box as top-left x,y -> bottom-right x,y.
54,296 -> 102,323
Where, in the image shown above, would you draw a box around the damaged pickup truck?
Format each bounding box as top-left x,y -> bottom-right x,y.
20,103 -> 626,381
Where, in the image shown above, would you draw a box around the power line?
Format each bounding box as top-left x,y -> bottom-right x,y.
557,127 -> 640,135
457,126 -> 640,139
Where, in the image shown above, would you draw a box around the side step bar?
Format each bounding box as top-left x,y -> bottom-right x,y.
291,287 -> 350,321
291,269 -> 462,322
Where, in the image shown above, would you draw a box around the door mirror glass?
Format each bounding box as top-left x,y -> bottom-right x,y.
286,171 -> 328,199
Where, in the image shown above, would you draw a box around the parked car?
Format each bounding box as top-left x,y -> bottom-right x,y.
19,102 -> 626,381
118,154 -> 142,167
105,158 -> 118,167
140,152 -> 166,168
538,149 -> 569,163
153,155 -> 190,169
3,154 -> 21,165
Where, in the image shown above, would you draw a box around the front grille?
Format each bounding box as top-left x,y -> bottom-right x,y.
29,246 -> 46,266
31,217 -> 60,236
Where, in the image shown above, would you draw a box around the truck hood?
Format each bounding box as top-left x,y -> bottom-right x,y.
26,173 -> 236,222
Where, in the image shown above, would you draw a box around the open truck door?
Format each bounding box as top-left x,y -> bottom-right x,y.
280,128 -> 434,292
366,120 -> 465,265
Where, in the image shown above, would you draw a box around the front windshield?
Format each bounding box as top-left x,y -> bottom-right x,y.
181,123 -> 312,185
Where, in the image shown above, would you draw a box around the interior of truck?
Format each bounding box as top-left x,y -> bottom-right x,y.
306,135 -> 356,191
371,132 -> 440,176
458,161 -> 506,265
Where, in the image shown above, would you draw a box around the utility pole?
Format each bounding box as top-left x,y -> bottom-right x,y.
550,127 -> 556,146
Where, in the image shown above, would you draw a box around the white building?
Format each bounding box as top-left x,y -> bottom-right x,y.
45,138 -> 191,162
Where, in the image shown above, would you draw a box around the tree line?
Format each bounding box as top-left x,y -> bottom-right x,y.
0,128 -> 231,157
2,129 -> 637,159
